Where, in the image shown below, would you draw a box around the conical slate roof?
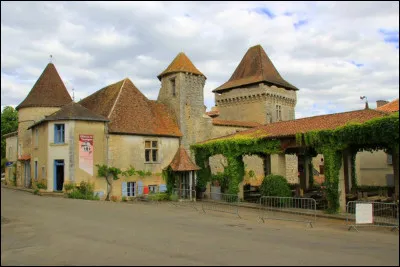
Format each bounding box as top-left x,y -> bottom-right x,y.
213,45 -> 298,92
16,63 -> 72,110
28,101 -> 109,130
157,52 -> 205,80
79,78 -> 182,137
168,146 -> 200,172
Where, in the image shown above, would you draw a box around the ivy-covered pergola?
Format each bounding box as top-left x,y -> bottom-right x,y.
191,110 -> 399,213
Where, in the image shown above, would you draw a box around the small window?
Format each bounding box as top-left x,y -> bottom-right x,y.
34,161 -> 38,180
149,185 -> 157,193
171,78 -> 176,97
35,128 -> 39,147
145,140 -> 158,163
276,105 -> 282,121
387,154 -> 393,165
54,124 -> 65,144
127,182 -> 135,197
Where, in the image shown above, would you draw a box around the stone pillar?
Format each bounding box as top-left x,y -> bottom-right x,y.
271,153 -> 286,177
189,171 -> 193,200
304,156 -> 311,190
338,153 -> 347,213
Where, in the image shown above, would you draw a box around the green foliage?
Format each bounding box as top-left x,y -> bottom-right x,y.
322,148 -> 342,213
122,196 -> 128,202
350,151 -> 358,190
67,181 -> 99,201
147,192 -> 169,201
162,167 -> 176,194
191,136 -> 282,194
309,162 -> 314,188
169,193 -> 179,201
211,171 -> 229,193
63,182 -> 75,192
248,170 -> 256,178
136,170 -> 152,177
1,106 -> 18,159
260,174 -> 291,197
33,188 -> 41,195
1,158 -> 7,173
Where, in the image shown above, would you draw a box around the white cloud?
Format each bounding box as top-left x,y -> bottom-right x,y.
0,1 -> 398,120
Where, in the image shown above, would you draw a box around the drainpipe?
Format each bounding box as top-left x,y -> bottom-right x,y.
105,122 -> 109,197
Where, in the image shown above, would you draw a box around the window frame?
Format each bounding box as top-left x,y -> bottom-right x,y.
276,105 -> 282,121
170,78 -> 176,97
34,161 -> 38,181
145,140 -> 159,163
34,127 -> 39,147
127,182 -> 136,197
54,124 -> 65,144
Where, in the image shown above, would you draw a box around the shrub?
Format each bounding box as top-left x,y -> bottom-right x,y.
148,193 -> 169,201
67,180 -> 98,201
64,182 -> 75,192
260,174 -> 291,198
122,196 -> 127,202
36,179 -> 47,190
33,188 -> 41,195
169,193 -> 179,201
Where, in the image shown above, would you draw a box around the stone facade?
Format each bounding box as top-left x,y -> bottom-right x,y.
215,84 -> 296,124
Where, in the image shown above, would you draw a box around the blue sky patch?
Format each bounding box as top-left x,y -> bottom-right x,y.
252,7 -> 275,19
283,12 -> 293,16
379,29 -> 399,48
294,19 -> 308,29
350,61 -> 364,68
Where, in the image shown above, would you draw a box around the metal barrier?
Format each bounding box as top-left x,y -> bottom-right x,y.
169,188 -> 198,210
259,196 -> 317,227
201,192 -> 241,218
346,201 -> 399,232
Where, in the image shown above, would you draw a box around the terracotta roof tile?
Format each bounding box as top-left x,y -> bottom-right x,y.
157,52 -> 205,80
18,154 -> 31,161
377,99 -> 399,112
213,45 -> 298,93
169,146 -> 200,171
16,63 -> 72,110
28,102 -> 109,129
206,110 -> 220,118
201,109 -> 389,143
212,118 -> 261,128
80,78 -> 182,137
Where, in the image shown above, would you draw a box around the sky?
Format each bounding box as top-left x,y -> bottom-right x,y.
1,1 -> 399,119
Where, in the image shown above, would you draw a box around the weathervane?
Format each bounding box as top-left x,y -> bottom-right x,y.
360,96 -> 369,109
49,55 -> 53,63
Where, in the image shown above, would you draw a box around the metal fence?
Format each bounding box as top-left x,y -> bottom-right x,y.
201,192 -> 241,218
169,188 -> 198,210
259,196 -> 317,227
346,201 -> 399,232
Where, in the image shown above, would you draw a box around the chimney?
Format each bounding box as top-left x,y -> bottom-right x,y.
376,100 -> 389,108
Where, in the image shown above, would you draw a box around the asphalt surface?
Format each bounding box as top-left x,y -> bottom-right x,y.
1,187 -> 399,266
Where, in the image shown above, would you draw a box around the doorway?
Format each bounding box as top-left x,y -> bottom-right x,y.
54,160 -> 64,191
24,161 -> 31,188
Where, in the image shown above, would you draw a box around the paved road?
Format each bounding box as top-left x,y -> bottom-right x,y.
1,187 -> 399,266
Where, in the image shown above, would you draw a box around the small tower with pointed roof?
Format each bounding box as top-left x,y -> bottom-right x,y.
15,62 -> 72,186
213,44 -> 298,124
157,52 -> 208,150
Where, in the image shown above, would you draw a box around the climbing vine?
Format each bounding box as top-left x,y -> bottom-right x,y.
321,148 -> 342,213
161,167 -> 176,194
191,134 -> 282,195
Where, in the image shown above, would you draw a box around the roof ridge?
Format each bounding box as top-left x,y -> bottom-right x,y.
107,79 -> 126,118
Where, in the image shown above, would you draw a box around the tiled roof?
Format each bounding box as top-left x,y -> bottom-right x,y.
201,109 -> 389,143
168,146 -> 200,171
18,154 -> 31,161
213,45 -> 298,93
28,102 -> 109,129
377,99 -> 399,112
212,119 -> 261,128
157,52 -> 205,80
206,110 -> 220,118
79,78 -> 182,137
16,63 -> 72,110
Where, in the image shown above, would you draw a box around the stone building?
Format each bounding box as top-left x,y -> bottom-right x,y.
4,44 -> 303,199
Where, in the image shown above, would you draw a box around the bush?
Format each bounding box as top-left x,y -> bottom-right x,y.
147,192 -> 169,201
36,179 -> 47,190
64,182 -> 75,192
122,196 -> 127,202
169,193 -> 179,201
33,188 -> 41,196
260,174 -> 291,198
67,181 -> 98,200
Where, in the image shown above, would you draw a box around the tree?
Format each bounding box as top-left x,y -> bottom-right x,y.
1,106 -> 18,165
96,164 -> 136,201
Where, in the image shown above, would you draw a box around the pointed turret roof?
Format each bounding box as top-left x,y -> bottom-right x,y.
16,63 -> 72,110
157,52 -> 205,80
79,78 -> 182,137
213,45 -> 298,93
168,146 -> 200,172
28,101 -> 109,130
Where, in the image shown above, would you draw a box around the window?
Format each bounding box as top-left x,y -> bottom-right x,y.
127,182 -> 135,197
54,124 -> 65,143
34,128 -> 39,147
171,78 -> 176,97
145,140 -> 158,163
387,154 -> 393,165
263,155 -> 271,176
42,166 -> 46,179
276,105 -> 282,121
149,185 -> 157,193
34,161 -> 38,180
